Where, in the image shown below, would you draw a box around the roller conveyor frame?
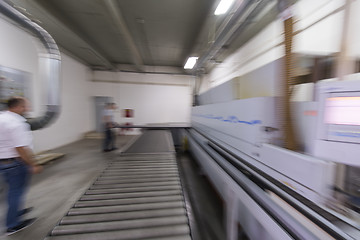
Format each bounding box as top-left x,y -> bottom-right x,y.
44,130 -> 192,240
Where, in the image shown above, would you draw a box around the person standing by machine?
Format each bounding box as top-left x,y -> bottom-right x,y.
102,102 -> 118,152
0,96 -> 42,235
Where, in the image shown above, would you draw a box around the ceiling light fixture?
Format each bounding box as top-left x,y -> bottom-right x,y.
214,0 -> 235,15
184,57 -> 198,69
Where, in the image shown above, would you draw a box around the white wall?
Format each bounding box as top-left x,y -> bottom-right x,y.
90,71 -> 194,126
0,16 -> 93,153
293,0 -> 343,55
0,17 -> 38,72
348,0 -> 360,58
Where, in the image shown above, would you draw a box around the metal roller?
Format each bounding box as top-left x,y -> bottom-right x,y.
89,182 -> 181,192
91,180 -> 180,188
84,185 -> 182,195
51,216 -> 189,236
68,201 -> 185,216
107,166 -> 178,170
102,168 -> 179,174
109,162 -> 177,167
100,171 -> 179,177
112,157 -> 176,161
111,161 -> 177,165
117,158 -> 176,161
100,171 -> 179,176
98,173 -> 179,180
45,224 -> 190,240
117,155 -> 175,160
98,174 -> 179,179
129,237 -> 191,240
110,162 -> 177,167
60,208 -> 187,225
75,195 -> 184,208
105,166 -> 178,170
80,190 -> 182,201
93,177 -> 180,185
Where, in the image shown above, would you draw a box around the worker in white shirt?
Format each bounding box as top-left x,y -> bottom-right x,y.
0,96 -> 42,235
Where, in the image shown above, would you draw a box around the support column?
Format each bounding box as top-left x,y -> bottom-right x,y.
283,15 -> 298,150
278,0 -> 298,150
336,0 -> 354,80
225,188 -> 239,240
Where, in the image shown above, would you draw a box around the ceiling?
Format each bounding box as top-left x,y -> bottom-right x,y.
6,0 -> 283,74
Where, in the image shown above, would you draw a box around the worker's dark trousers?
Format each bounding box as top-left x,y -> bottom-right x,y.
103,127 -> 116,151
0,159 -> 29,229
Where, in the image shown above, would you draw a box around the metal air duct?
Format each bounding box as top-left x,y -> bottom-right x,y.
0,1 -> 61,130
194,0 -> 273,72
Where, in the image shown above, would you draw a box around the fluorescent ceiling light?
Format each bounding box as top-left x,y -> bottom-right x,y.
184,57 -> 198,69
214,0 -> 235,15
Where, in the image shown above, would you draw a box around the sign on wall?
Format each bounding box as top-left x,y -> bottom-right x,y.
0,65 -> 31,110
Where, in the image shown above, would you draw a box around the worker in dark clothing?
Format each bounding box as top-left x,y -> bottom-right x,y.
102,102 -> 118,152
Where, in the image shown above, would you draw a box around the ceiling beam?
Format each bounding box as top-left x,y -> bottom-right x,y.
104,0 -> 144,72
32,0 -> 116,70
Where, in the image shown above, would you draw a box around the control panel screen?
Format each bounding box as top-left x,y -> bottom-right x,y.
325,96 -> 360,125
324,95 -> 360,143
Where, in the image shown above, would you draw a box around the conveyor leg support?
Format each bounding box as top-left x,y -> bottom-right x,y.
226,189 -> 239,240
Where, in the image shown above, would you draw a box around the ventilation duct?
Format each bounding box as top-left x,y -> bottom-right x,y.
0,1 -> 61,130
195,0 -> 274,72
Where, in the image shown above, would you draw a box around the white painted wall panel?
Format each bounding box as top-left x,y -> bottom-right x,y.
348,0 -> 360,58
293,11 -> 343,55
0,18 -> 38,72
90,81 -> 192,125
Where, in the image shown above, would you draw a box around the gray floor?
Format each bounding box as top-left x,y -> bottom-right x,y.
0,134 -> 225,240
0,136 -> 135,240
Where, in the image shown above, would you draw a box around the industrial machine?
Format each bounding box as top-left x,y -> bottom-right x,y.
186,75 -> 360,239
1,1 -> 359,238
314,79 -> 360,212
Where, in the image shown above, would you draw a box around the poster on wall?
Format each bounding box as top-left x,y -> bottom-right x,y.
0,65 -> 32,111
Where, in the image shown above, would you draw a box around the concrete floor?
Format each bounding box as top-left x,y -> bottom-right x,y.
0,134 -> 224,240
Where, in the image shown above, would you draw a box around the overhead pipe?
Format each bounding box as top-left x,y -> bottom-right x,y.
194,0 -> 269,72
0,1 -> 61,130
